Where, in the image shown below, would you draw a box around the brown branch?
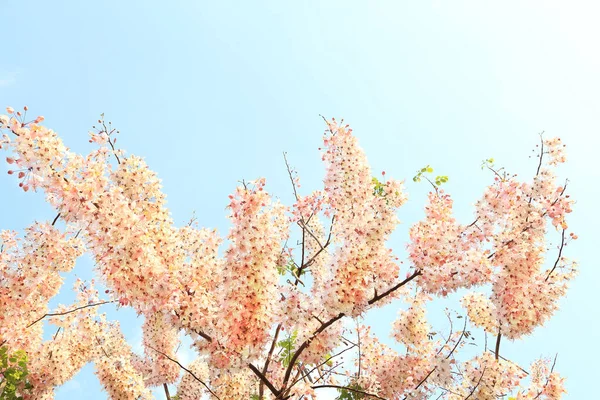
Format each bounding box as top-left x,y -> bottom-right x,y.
447,317 -> 468,359
283,152 -> 300,202
535,132 -> 545,177
407,317 -> 468,400
191,328 -> 213,342
101,118 -> 121,165
259,324 -> 283,399
532,354 -> 558,399
494,330 -> 502,360
249,363 -> 281,398
368,269 -> 421,305
280,269 -> 421,394
163,383 -> 171,400
464,365 -> 487,400
51,213 -> 61,226
485,349 -> 529,375
299,215 -> 335,270
545,229 -> 566,282
289,344 -> 356,389
147,344 -> 220,400
26,300 -> 117,328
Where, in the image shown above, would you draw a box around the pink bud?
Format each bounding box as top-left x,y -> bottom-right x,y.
16,111 -> 21,117
23,185 -> 29,192
34,116 -> 45,123
23,106 -> 28,111
6,107 -> 14,114
7,170 -> 13,175
382,171 -> 386,176
18,171 -> 25,178
6,157 -> 15,164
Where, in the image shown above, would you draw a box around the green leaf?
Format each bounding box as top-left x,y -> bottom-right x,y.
277,330 -> 298,368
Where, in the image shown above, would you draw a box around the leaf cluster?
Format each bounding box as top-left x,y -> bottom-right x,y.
413,165 -> 448,187
0,347 -> 32,400
278,330 -> 298,368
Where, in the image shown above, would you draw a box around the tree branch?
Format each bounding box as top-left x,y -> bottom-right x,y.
259,324 -> 282,399
280,269 -> 421,395
26,300 -> 117,328
545,229 -> 566,282
249,363 -> 281,398
147,344 -> 220,400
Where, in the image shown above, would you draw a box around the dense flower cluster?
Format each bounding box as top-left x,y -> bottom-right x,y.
321,119 -> 408,316
0,109 -> 577,399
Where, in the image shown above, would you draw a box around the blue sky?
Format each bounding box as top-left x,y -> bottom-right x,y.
1,1 -> 598,398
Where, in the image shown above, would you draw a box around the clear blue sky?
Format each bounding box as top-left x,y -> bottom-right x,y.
1,1 -> 598,398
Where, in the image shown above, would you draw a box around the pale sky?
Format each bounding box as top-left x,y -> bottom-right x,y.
1,1 -> 598,398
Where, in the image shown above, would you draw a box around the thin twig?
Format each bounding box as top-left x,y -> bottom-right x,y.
465,365 -> 487,400
147,344 -> 220,400
533,354 -> 558,399
249,363 -> 281,398
545,229 -> 566,281
280,269 -> 421,394
259,324 -> 283,399
51,213 -> 61,226
26,300 -> 117,328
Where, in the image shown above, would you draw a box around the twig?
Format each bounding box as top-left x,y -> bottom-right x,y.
259,324 -> 283,399
280,270 -> 421,394
249,363 -> 281,398
369,270 -> 422,305
147,344 -> 220,400
51,213 -> 61,226
465,365 -> 487,399
545,229 -> 566,281
535,132 -> 545,177
26,300 -> 117,328
533,354 -> 558,399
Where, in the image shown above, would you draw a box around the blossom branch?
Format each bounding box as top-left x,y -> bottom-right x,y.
147,344 -> 220,400
258,324 -> 283,399
249,363 -> 281,398
279,269 -> 422,395
545,229 -> 566,282
26,300 -> 117,328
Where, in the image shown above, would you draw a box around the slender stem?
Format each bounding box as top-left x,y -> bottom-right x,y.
259,324 -> 282,399
535,132 -> 545,176
147,344 -> 220,400
26,300 -> 117,328
249,363 -> 281,398
368,269 -> 421,305
51,213 -> 61,226
280,269 -> 421,395
163,383 -> 171,400
465,365 -> 487,400
545,229 -> 566,281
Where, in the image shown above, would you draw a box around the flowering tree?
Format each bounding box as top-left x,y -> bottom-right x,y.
0,106 -> 576,400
